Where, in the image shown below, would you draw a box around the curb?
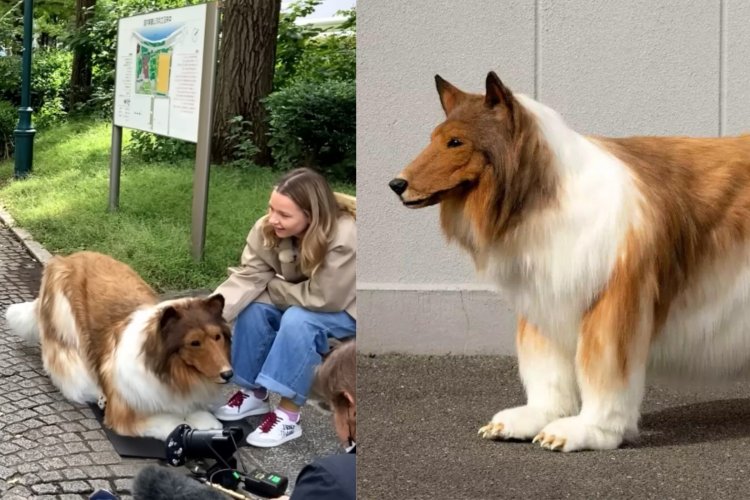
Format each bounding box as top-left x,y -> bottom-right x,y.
0,206 -> 53,265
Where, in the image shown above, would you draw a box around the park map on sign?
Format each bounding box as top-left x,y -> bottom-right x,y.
133,18 -> 184,96
114,4 -> 207,143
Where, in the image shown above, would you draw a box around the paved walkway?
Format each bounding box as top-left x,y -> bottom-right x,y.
0,222 -> 339,499
359,353 -> 750,499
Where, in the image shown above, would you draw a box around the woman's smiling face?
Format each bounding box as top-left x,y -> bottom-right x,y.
268,190 -> 310,238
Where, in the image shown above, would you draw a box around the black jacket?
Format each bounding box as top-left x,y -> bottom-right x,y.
290,448 -> 356,500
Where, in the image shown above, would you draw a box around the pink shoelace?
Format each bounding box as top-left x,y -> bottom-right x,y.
227,391 -> 249,408
258,412 -> 279,433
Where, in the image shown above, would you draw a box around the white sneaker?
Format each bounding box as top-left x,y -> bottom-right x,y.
246,409 -> 302,448
213,390 -> 270,421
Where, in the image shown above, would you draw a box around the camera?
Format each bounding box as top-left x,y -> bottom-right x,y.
164,424 -> 289,497
165,424 -> 244,488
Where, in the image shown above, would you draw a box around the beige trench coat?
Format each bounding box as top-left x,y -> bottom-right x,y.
214,213 -> 357,323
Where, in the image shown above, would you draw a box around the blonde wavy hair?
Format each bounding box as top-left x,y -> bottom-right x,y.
261,168 -> 350,276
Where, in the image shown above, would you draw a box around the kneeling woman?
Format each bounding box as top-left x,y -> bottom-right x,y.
213,167 -> 356,447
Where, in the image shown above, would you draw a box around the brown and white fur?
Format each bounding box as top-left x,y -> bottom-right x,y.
5,251 -> 233,440
390,71 -> 750,452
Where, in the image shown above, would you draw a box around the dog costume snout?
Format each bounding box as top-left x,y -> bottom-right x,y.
389,178 -> 408,195
220,369 -> 234,381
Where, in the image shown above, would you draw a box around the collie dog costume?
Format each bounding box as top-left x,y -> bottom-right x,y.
5,251 -> 233,440
390,72 -> 750,452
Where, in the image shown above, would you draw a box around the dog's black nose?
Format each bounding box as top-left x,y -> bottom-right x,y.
220,370 -> 233,381
389,178 -> 408,195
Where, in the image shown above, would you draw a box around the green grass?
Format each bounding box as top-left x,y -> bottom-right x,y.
0,120 -> 355,292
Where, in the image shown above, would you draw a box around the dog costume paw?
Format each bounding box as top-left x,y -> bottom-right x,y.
186,410 -> 223,430
533,416 -> 623,452
478,405 -> 556,441
141,414 -> 190,441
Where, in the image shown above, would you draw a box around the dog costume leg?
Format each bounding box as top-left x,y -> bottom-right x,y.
36,288 -> 101,404
533,277 -> 652,452
479,318 -> 579,440
104,393 -> 185,440
103,393 -> 140,437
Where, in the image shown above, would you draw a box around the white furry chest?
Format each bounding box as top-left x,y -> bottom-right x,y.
649,244 -> 750,378
486,162 -> 638,339
470,97 -> 645,340
486,247 -> 586,339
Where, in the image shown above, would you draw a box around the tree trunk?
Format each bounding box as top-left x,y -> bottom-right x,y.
69,0 -> 96,109
212,0 -> 281,165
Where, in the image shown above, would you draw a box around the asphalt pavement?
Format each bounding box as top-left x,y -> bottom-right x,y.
359,353 -> 750,499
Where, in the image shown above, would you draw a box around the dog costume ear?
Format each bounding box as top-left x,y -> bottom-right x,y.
485,71 -> 514,111
159,306 -> 180,335
435,75 -> 465,115
204,294 -> 225,320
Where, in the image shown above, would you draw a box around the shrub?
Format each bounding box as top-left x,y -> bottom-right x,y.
0,50 -> 72,110
35,97 -> 67,129
0,100 -> 17,159
31,50 -> 72,108
265,79 -> 355,183
224,115 -> 260,168
0,56 -> 22,103
87,86 -> 115,119
127,130 -> 195,162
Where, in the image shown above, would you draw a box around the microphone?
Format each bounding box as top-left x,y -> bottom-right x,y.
132,465 -> 225,500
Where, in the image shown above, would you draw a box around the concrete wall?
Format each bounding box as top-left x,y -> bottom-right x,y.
357,0 -> 750,354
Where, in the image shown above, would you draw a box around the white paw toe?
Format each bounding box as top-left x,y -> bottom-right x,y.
533,416 -> 623,452
478,405 -> 561,441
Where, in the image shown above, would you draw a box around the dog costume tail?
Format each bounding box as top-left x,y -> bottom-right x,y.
5,299 -> 40,342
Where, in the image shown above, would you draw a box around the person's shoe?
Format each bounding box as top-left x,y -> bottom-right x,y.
246,410 -> 302,448
213,390 -> 270,421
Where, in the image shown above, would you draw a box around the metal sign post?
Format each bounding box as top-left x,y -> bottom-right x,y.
191,2 -> 220,261
108,124 -> 122,211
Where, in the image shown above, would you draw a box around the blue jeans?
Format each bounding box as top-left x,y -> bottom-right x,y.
231,303 -> 356,407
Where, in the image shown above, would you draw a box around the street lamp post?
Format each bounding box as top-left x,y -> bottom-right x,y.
13,0 -> 34,179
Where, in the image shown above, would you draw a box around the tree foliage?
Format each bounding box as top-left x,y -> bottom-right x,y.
274,0 -> 322,89
0,0 -> 75,52
0,0 -> 357,182
275,1 -> 355,89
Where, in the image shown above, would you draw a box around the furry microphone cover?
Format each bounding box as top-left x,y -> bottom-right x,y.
132,465 -> 225,500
